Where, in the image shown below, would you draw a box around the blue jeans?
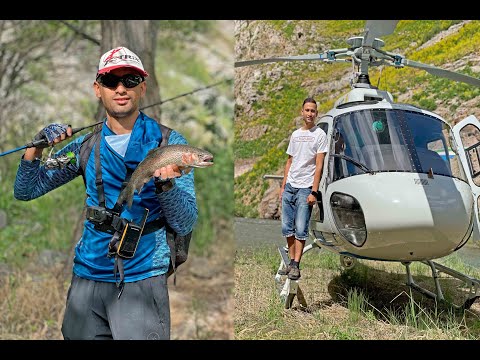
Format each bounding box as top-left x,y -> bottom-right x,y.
281,183 -> 313,241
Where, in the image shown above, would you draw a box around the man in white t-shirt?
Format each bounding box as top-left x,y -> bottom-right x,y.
278,97 -> 328,280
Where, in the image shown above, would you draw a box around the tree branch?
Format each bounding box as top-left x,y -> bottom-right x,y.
57,20 -> 101,46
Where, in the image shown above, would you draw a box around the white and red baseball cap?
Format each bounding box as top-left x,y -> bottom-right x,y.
97,46 -> 149,77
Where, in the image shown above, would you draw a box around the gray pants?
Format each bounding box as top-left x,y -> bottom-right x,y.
61,274 -> 170,340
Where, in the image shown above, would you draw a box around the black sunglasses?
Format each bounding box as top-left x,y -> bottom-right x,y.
97,73 -> 144,89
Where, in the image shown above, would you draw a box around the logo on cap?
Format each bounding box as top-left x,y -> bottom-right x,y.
97,47 -> 148,77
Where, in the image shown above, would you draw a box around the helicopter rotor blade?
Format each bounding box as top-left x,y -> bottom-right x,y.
235,21 -> 480,89
401,58 -> 480,87
234,48 -> 352,68
363,20 -> 399,47
235,54 -> 328,68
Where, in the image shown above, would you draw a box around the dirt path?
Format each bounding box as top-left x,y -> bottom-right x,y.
169,252 -> 234,339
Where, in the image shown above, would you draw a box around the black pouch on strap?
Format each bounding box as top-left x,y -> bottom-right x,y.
166,227 -> 192,281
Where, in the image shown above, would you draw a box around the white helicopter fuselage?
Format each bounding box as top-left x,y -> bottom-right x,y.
237,19 -> 480,309
310,86 -> 478,262
314,172 -> 474,261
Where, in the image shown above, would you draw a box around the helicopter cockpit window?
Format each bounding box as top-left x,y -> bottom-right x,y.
331,109 -> 459,181
405,112 -> 461,178
317,122 -> 329,135
332,109 -> 411,179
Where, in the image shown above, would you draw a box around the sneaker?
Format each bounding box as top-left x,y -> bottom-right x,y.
288,267 -> 301,280
277,264 -> 292,275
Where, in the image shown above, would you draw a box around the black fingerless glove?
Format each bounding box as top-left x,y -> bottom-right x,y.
154,177 -> 175,194
33,123 -> 69,148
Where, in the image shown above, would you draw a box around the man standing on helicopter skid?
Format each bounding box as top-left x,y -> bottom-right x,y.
278,97 -> 328,280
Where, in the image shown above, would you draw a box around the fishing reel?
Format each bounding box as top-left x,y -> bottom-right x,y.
43,147 -> 77,170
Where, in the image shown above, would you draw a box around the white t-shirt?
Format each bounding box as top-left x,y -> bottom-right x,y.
286,125 -> 328,188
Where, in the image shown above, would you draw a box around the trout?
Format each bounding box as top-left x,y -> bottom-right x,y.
117,144 -> 214,208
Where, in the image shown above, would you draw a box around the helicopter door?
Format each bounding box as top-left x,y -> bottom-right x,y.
452,115 -> 480,243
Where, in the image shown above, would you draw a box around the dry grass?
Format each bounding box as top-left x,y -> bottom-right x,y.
0,263 -> 67,340
169,230 -> 234,340
0,232 -> 234,340
234,248 -> 480,340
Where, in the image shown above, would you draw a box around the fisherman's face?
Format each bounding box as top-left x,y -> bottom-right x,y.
93,68 -> 146,119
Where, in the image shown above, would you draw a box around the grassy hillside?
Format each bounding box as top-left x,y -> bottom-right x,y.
234,20 -> 480,218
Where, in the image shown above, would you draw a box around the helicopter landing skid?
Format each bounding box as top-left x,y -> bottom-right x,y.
274,243 -> 320,309
403,260 -> 480,310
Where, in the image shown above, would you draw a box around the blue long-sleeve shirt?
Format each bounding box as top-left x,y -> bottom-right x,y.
14,112 -> 198,282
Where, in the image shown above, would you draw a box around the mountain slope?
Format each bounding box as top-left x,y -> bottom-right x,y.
234,20 -> 480,218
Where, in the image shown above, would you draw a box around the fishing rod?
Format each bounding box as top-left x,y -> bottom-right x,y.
0,77 -> 230,158
0,121 -> 103,157
141,79 -> 229,110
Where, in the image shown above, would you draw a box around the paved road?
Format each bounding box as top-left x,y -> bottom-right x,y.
234,217 -> 284,249
234,217 -> 480,269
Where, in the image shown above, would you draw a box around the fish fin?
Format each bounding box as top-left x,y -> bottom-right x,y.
136,178 -> 151,195
146,148 -> 157,156
183,167 -> 192,175
118,184 -> 135,209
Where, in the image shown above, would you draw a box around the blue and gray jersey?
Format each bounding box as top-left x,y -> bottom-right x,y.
14,113 -> 198,282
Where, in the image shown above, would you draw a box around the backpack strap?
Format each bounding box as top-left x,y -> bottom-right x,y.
78,118 -> 191,283
166,227 -> 192,285
158,123 -> 172,148
78,124 -> 102,186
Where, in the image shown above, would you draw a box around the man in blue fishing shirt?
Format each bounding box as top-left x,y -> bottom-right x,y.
14,46 -> 198,340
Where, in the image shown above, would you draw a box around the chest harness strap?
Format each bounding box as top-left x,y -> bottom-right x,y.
89,135 -> 165,299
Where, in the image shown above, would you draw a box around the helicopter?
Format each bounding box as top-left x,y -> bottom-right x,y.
235,20 -> 480,309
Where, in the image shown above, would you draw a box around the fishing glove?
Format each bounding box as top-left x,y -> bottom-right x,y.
33,123 -> 69,148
